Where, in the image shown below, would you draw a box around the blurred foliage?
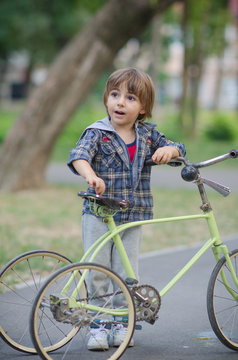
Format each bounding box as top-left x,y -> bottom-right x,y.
0,0 -> 106,63
187,0 -> 230,57
177,0 -> 233,136
0,106 -> 22,143
204,113 -> 238,141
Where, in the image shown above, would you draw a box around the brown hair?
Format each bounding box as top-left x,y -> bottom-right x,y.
103,68 -> 154,120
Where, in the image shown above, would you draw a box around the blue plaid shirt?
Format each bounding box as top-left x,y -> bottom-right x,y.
68,117 -> 186,223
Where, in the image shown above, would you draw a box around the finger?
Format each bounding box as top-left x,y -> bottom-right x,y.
152,153 -> 162,163
95,181 -> 105,195
161,154 -> 170,164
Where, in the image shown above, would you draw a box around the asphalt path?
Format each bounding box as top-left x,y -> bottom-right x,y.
46,163 -> 238,193
1,236 -> 238,360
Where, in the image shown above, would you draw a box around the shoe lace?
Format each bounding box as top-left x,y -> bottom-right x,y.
113,324 -> 127,336
90,325 -> 108,338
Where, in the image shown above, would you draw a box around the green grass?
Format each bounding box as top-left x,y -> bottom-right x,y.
0,185 -> 237,269
0,103 -> 24,143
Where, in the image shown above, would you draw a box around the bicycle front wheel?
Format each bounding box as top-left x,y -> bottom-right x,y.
207,249 -> 238,351
30,262 -> 136,360
0,250 -> 72,353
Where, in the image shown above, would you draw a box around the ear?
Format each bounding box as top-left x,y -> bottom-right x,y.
137,109 -> 146,120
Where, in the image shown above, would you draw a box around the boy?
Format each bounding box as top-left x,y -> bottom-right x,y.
68,67 -> 185,350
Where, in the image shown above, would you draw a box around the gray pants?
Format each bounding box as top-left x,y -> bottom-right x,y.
82,213 -> 142,308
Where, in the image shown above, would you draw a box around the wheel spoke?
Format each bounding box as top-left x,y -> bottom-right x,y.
31,263 -> 135,360
207,249 -> 238,350
0,251 -> 71,353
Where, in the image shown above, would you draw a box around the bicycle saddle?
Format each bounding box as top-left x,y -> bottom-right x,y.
78,192 -> 130,210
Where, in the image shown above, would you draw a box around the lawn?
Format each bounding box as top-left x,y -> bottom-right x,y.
1,184 -> 237,269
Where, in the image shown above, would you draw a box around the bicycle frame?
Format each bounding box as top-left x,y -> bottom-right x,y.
62,207 -> 237,313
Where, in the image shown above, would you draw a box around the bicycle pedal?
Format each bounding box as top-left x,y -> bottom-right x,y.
145,315 -> 159,325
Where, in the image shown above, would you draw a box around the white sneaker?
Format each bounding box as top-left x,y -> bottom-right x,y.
87,326 -> 109,350
113,324 -> 134,347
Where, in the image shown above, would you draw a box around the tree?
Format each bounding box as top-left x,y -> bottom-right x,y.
0,0 -> 106,97
0,0 -> 177,191
229,0 -> 238,112
179,0 -> 231,136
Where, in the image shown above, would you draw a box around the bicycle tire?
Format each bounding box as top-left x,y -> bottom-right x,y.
0,250 -> 73,353
30,262 -> 136,360
207,249 -> 238,351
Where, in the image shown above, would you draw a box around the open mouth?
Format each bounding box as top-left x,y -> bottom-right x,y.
115,110 -> 125,115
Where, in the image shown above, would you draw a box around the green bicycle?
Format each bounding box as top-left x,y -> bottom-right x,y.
1,150 -> 238,360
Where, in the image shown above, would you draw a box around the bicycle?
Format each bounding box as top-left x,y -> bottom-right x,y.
1,150 -> 238,360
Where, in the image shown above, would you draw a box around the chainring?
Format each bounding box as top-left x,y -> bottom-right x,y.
133,285 -> 161,323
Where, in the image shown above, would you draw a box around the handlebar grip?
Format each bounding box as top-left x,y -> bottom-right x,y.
230,149 -> 238,158
144,159 -> 157,166
144,158 -> 183,167
144,149 -> 237,169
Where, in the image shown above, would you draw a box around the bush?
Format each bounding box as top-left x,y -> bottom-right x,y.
0,111 -> 16,144
204,113 -> 237,141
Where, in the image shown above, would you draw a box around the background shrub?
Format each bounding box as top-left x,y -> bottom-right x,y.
204,113 -> 237,141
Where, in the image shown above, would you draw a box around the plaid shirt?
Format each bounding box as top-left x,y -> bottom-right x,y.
68,117 -> 186,223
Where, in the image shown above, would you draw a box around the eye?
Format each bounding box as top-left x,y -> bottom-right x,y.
110,91 -> 118,98
128,95 -> 136,101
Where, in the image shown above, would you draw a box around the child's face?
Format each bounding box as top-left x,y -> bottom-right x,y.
106,83 -> 145,129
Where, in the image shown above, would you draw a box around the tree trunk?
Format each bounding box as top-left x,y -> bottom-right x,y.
211,56 -> 223,110
178,0 -> 189,132
150,14 -> 162,99
235,20 -> 238,112
0,0 -> 176,191
189,30 -> 203,137
179,0 -> 208,137
0,60 -> 7,104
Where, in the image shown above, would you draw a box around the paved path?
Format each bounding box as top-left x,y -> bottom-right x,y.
1,236 -> 237,359
46,163 -> 238,192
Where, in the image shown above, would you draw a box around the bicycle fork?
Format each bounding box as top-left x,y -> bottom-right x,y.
212,244 -> 238,301
207,211 -> 238,301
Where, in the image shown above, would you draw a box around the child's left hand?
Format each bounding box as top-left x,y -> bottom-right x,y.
152,146 -> 179,165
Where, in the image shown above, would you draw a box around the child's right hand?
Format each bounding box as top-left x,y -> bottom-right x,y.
86,175 -> 106,195
72,159 -> 106,195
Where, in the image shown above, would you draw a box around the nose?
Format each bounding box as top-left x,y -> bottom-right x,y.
117,95 -> 126,107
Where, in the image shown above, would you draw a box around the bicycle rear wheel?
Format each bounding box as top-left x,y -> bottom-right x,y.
207,249 -> 238,350
30,262 -> 136,360
0,250 -> 72,353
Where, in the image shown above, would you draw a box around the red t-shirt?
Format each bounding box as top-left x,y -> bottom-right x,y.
127,139 -> 136,163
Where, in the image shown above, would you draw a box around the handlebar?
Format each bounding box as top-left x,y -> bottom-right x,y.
145,149 -> 238,168
145,149 -> 237,197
